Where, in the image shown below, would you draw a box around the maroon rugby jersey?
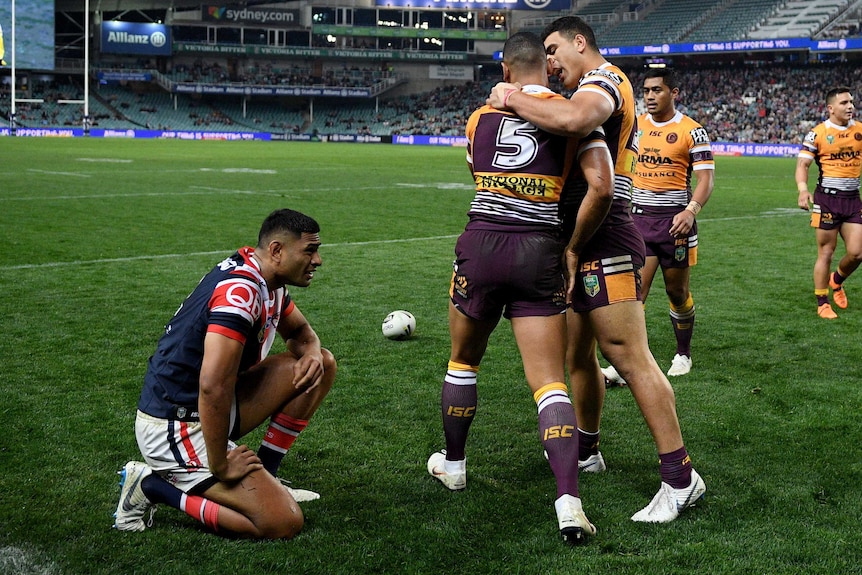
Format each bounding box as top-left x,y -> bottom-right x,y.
466,84 -> 607,231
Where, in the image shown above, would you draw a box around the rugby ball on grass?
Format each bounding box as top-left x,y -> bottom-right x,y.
382,310 -> 416,340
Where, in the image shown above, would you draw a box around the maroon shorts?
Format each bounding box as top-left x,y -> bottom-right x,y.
569,222 -> 645,313
634,214 -> 698,268
811,188 -> 862,230
450,227 -> 567,321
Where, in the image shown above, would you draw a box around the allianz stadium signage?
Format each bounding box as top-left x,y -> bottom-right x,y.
101,21 -> 171,56
173,84 -> 372,97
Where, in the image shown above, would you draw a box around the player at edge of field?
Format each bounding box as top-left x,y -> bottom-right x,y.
487,16 -> 706,523
113,208 -> 336,539
796,86 -> 862,319
0,23 -> 6,66
603,67 -> 715,382
427,31 -> 613,544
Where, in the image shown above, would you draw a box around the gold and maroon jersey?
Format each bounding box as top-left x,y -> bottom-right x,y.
466,85 -> 606,229
799,119 -> 862,192
577,63 -> 639,203
632,111 -> 714,212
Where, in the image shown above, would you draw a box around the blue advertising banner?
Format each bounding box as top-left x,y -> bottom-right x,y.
101,21 -> 171,56
710,141 -> 800,157
810,37 -> 862,51
601,37 -> 811,57
375,0 -> 570,11
0,129 -> 806,155
173,84 -> 372,97
97,71 -> 153,82
393,134 -> 468,147
94,129 -> 269,140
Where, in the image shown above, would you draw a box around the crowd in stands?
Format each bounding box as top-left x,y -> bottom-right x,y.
385,82 -> 484,136
367,61 -> 862,144
630,62 -> 862,144
4,60 -> 862,144
169,59 -> 393,89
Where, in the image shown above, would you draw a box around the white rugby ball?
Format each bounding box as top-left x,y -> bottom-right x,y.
382,310 -> 416,340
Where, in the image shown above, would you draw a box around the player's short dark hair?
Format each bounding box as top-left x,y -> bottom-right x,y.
258,208 -> 320,246
541,16 -> 598,51
644,68 -> 679,91
826,86 -> 853,105
503,31 -> 547,72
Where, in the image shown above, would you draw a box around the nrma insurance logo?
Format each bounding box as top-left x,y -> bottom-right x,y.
208,6 -> 227,19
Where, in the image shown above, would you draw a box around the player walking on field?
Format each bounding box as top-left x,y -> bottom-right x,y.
488,16 -> 706,523
427,31 -> 613,544
797,86 -> 862,319
603,68 -> 715,381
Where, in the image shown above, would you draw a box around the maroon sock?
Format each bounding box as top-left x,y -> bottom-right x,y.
659,446 -> 693,489
440,367 -> 477,461
670,296 -> 695,357
578,428 -> 600,459
537,390 -> 579,498
832,270 -> 846,287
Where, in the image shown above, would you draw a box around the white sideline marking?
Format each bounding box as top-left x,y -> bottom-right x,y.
199,167 -> 278,174
27,169 -> 91,178
397,182 -> 474,190
0,209 -> 806,273
703,210 -> 801,222
0,545 -> 60,575
0,190 -> 261,201
0,235 -> 460,271
77,158 -> 133,163
0,185 -> 389,202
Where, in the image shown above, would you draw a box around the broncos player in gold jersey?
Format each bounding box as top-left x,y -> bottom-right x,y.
488,17 -> 706,524
797,86 -> 862,319
627,68 -> 714,377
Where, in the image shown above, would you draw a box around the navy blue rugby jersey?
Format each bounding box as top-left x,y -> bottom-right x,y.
138,247 -> 293,419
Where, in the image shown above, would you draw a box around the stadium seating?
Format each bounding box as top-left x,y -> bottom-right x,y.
2,1 -> 859,144
749,0 -> 848,39
9,60 -> 861,146
598,0 -> 784,46
686,0 -> 783,42
573,0 -> 631,16
514,0 -> 807,46
817,6 -> 862,38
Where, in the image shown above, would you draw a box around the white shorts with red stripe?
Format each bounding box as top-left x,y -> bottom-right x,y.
135,409 -> 237,493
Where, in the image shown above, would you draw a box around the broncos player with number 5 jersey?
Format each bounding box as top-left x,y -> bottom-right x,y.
488,16 -> 707,526
427,31 -> 611,545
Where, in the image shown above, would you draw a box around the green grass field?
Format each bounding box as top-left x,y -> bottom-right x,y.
1,138 -> 860,575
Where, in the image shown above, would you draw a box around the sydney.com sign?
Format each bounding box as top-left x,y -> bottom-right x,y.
101,21 -> 171,56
